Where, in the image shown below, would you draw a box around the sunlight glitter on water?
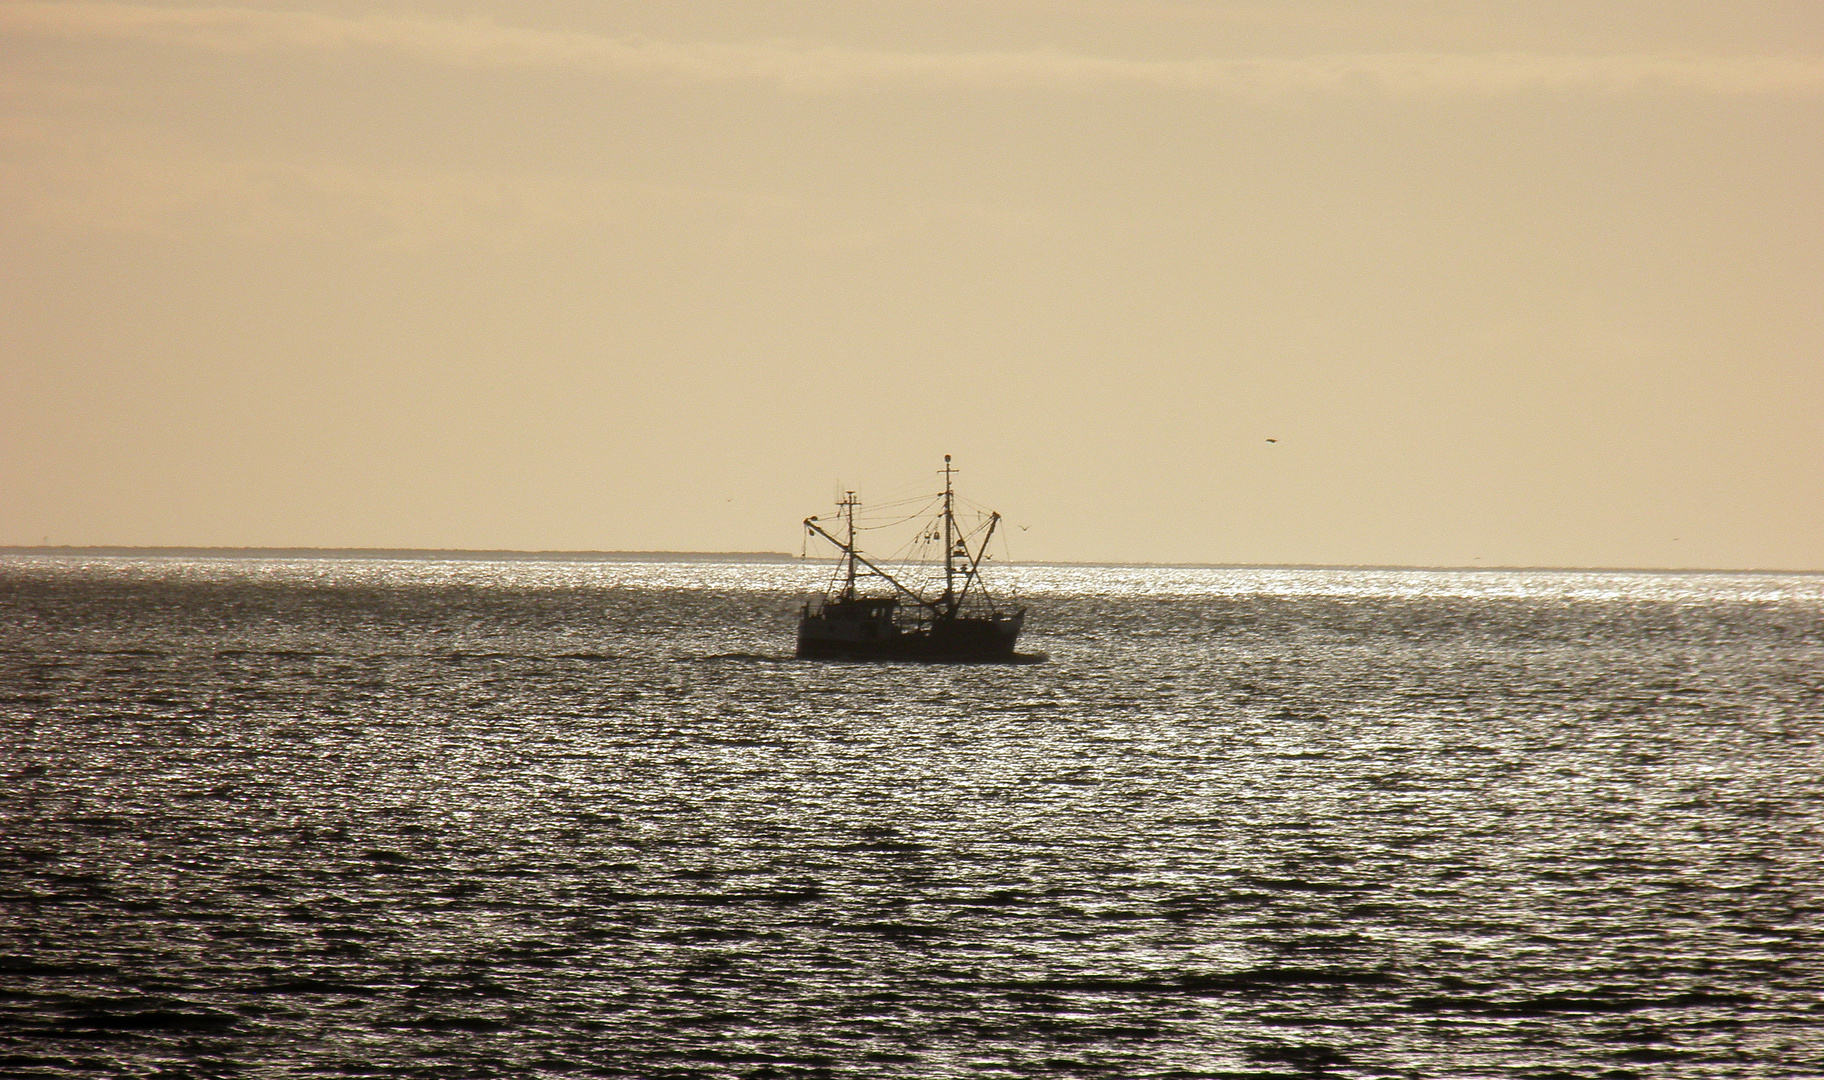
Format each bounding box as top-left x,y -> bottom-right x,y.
1,556 -> 1821,1078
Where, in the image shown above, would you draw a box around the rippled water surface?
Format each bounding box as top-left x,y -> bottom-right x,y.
3,557 -> 1822,1078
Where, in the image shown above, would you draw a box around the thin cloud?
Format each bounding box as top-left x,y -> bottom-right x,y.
0,123 -> 1047,249
0,136 -> 778,245
5,2 -> 1822,97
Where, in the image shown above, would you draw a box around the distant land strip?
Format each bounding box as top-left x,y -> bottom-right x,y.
0,546 -> 798,563
0,547 -> 1815,575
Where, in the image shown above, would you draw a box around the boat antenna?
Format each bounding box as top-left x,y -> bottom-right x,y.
941,455 -> 956,615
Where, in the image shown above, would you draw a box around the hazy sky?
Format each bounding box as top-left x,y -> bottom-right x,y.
4,1 -> 1821,567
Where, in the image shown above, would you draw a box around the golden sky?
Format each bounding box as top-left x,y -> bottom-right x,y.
3,1 -> 1821,567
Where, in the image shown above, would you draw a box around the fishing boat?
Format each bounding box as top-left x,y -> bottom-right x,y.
797,456 -> 1025,661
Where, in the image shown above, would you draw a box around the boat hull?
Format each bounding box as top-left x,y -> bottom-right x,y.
796,610 -> 1024,662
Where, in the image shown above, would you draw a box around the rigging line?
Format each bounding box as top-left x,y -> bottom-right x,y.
860,515 -> 941,533
854,506 -> 935,525
886,536 -> 948,573
878,538 -> 922,565
949,501 -> 997,526
866,530 -> 941,579
867,491 -> 944,510
861,491 -> 943,510
860,481 -> 940,511
855,500 -> 945,531
865,490 -> 944,509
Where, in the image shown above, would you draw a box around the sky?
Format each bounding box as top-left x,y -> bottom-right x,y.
3,1 -> 1821,567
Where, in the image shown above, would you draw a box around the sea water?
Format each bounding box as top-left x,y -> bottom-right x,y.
2,557 -> 1821,1078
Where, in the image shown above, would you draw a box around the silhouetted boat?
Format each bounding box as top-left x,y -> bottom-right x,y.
797,456 -> 1025,661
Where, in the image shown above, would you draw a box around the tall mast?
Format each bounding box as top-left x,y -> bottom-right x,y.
941,455 -> 956,613
841,490 -> 858,599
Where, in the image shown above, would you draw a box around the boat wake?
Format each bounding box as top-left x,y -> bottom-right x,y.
795,650 -> 1049,666
687,652 -> 794,663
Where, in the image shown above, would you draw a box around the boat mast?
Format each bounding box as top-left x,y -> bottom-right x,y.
941,455 -> 956,614
840,490 -> 859,600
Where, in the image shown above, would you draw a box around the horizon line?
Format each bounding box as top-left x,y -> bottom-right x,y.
3,545 -> 1819,577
